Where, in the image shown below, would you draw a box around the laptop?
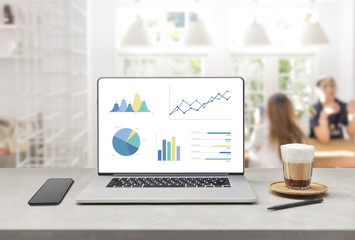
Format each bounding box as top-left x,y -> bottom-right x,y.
76,77 -> 256,203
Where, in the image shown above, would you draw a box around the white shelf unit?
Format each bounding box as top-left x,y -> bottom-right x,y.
0,0 -> 88,168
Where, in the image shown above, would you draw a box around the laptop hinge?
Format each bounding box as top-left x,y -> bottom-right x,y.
113,173 -> 229,177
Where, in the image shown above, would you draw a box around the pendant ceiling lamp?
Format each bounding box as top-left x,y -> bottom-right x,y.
243,18 -> 271,46
301,0 -> 329,46
184,0 -> 212,47
121,16 -> 152,47
243,0 -> 271,47
301,21 -> 329,46
185,19 -> 212,47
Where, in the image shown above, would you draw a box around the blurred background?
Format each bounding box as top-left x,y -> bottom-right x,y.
0,0 -> 354,168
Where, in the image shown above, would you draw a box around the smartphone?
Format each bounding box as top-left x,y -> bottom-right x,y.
28,178 -> 74,205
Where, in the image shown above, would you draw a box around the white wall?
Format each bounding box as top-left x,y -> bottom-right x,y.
317,0 -> 354,102
316,2 -> 341,86
338,0 -> 354,101
204,4 -> 233,77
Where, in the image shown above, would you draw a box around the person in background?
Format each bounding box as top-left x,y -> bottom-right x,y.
248,93 -> 305,168
253,106 -> 266,125
309,76 -> 355,143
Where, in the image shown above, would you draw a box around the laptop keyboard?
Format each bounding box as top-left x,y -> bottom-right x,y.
106,177 -> 231,188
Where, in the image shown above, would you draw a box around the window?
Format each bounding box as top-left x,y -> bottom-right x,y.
233,55 -> 314,139
170,58 -> 203,76
123,58 -> 157,76
118,57 -> 204,77
233,58 -> 265,138
278,58 -> 312,118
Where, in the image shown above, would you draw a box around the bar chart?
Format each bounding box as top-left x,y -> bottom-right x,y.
158,136 -> 181,161
191,131 -> 232,161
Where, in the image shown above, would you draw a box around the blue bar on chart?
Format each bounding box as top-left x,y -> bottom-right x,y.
177,146 -> 180,161
158,137 -> 180,161
162,140 -> 166,161
206,158 -> 231,160
158,150 -> 162,161
207,132 -> 231,134
167,142 -> 171,161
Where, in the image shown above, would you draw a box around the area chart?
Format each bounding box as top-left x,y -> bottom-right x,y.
110,93 -> 150,113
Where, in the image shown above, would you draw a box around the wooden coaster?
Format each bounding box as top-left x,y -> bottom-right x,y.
269,181 -> 328,196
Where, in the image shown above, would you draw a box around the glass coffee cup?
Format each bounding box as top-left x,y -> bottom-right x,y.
280,143 -> 315,190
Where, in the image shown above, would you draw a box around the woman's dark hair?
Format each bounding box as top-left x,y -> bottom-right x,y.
267,93 -> 305,159
316,76 -> 336,87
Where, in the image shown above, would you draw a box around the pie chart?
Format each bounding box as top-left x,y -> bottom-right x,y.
112,128 -> 140,156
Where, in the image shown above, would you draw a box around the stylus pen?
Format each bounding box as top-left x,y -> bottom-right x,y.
267,198 -> 324,211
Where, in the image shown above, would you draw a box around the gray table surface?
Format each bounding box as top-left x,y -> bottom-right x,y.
0,168 -> 354,240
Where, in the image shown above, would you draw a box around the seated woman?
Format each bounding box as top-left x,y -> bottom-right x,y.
248,93 -> 305,168
309,76 -> 355,143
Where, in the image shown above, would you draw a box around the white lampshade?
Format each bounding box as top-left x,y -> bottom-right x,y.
243,21 -> 271,46
185,20 -> 212,47
301,22 -> 329,46
122,17 -> 152,47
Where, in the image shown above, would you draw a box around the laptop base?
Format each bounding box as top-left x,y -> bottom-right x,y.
76,175 -> 256,203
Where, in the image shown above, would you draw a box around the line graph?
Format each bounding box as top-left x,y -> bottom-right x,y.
169,91 -> 231,116
169,87 -> 232,120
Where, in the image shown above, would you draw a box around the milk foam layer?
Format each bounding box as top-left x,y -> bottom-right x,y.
280,143 -> 314,163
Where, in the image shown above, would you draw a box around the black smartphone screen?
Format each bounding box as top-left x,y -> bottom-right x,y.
28,178 -> 74,205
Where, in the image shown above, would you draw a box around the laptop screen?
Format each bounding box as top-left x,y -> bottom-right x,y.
98,77 -> 244,174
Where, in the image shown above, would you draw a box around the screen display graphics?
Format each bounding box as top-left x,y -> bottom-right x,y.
98,78 -> 244,173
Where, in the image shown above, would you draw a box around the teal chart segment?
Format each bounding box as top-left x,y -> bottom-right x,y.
112,128 -> 140,156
